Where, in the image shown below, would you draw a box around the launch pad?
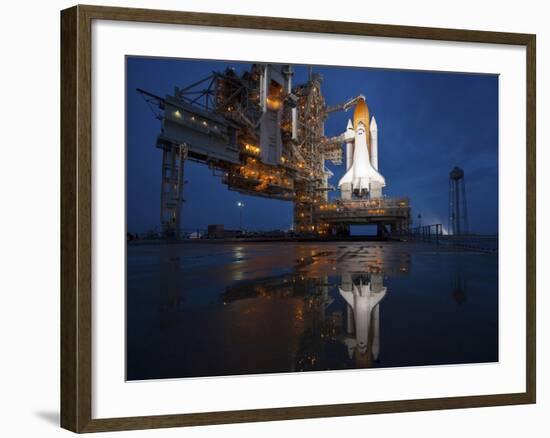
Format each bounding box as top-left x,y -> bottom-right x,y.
139,63 -> 411,238
316,198 -> 411,237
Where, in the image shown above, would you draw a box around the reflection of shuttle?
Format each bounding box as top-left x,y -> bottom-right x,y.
339,273 -> 386,367
339,98 -> 385,199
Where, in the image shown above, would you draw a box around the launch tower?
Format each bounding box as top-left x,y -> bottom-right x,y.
139,63 -> 410,238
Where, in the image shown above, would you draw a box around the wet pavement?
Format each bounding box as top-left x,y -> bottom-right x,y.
126,241 -> 498,380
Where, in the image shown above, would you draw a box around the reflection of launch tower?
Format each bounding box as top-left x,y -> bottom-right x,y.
448,166 -> 469,235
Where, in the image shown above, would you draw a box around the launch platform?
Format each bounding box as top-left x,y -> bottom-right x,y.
315,198 -> 411,236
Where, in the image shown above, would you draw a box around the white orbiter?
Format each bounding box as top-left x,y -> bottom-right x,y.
338,98 -> 385,198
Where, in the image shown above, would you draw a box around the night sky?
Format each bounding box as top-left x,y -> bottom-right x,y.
126,57 -> 498,235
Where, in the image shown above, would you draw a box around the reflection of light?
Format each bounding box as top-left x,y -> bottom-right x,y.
234,246 -> 245,260
244,144 -> 260,155
231,246 -> 247,281
266,97 -> 282,110
232,270 -> 245,282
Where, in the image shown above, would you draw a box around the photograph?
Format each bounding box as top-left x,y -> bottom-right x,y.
125,57 -> 499,381
0,0 -> 542,434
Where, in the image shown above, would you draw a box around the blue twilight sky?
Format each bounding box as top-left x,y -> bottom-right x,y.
126,57 -> 498,234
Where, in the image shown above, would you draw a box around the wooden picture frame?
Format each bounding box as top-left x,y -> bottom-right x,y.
61,4 -> 536,433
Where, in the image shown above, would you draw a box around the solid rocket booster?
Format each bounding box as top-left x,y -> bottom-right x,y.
371,305 -> 381,361
345,119 -> 354,170
338,98 -> 385,197
370,116 -> 378,170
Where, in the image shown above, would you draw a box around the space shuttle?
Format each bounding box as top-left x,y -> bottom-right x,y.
339,98 -> 385,199
339,274 -> 387,366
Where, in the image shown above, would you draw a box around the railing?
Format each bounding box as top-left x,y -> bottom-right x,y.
319,197 -> 409,209
403,224 -> 498,253
407,224 -> 443,243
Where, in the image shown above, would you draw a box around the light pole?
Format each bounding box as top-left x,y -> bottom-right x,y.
237,201 -> 244,232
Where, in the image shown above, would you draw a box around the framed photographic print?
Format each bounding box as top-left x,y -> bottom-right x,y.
60,4 -> 536,433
